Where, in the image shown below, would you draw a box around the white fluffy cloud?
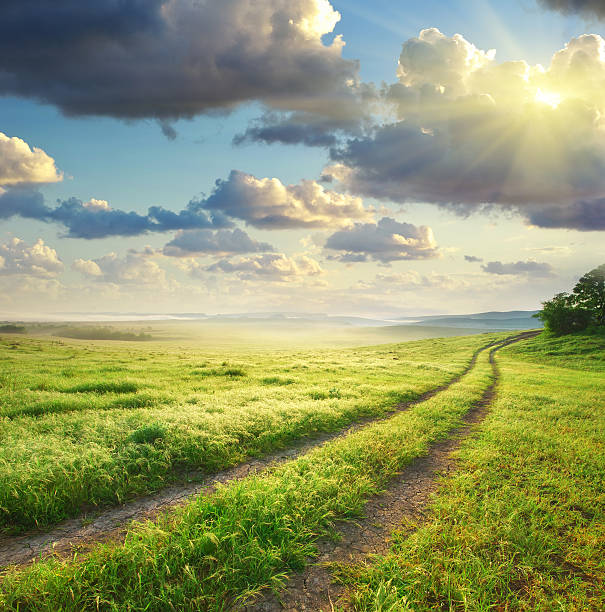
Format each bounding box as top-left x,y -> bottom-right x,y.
325,217 -> 440,263
202,170 -> 374,229
327,29 -> 605,230
72,249 -> 168,286
0,133 -> 61,186
0,238 -> 63,277
205,253 -> 324,282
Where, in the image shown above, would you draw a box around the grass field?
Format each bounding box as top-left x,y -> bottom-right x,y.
337,331 -> 605,611
0,331 -> 499,532
0,329 -> 602,611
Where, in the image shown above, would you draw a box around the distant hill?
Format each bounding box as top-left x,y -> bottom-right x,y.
398,310 -> 542,330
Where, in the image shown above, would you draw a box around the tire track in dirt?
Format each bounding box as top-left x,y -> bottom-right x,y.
243,331 -> 539,612
0,332 -> 536,569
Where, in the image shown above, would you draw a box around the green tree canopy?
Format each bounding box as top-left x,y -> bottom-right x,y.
571,263 -> 605,325
536,264 -> 605,335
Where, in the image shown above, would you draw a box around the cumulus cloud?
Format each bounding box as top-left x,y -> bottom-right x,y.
0,132 -> 61,186
481,260 -> 555,277
72,258 -> 102,277
0,238 -> 63,277
324,217 -> 440,263
0,170 -> 375,237
464,255 -> 483,262
0,0 -> 357,129
325,28 -> 605,230
202,170 -> 374,229
163,228 -> 274,256
205,253 -> 324,282
539,0 -> 605,18
0,190 -> 231,239
72,249 -> 168,285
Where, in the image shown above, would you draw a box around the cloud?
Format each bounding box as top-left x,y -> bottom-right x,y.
0,187 -> 49,220
481,260 -> 555,277
538,1 -> 605,18
233,84 -> 378,147
325,28 -> 605,231
0,0 -> 357,128
72,258 -> 102,277
72,249 -> 168,285
205,253 -> 324,282
0,190 -> 231,239
0,237 -> 63,277
202,170 -> 374,229
464,255 -> 483,262
0,132 -> 61,186
356,270 -> 470,292
523,199 -> 605,231
324,217 -> 440,263
163,228 -> 274,256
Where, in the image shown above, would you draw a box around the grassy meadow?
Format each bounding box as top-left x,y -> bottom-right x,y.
0,327 -> 602,611
0,328 -> 500,533
338,331 -> 605,610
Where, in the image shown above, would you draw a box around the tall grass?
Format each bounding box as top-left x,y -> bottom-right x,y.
340,331 -> 605,611
0,339 -> 501,610
0,333 -> 503,532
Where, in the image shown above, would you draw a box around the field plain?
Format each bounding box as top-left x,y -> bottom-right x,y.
0,328 -> 602,611
0,329 -> 499,533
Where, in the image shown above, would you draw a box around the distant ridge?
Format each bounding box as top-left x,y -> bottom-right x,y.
398,310 -> 541,330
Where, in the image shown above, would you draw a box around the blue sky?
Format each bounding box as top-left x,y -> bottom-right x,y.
1,0 -> 604,317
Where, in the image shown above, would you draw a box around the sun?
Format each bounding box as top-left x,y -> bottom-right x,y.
534,88 -> 562,109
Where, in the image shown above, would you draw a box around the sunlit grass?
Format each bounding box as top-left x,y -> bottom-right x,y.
339,330 -> 605,611
0,332 -> 501,532
0,337 -> 501,610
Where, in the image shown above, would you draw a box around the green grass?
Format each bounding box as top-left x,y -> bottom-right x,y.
0,338 -> 503,610
0,332 -> 503,532
336,331 -> 605,611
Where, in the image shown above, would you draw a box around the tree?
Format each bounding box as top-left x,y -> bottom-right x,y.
534,292 -> 592,335
571,263 -> 605,325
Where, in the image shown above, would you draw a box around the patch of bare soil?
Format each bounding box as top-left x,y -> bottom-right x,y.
244,332 -> 538,612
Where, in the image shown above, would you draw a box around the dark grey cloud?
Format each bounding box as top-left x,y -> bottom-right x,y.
464,255 -> 483,263
481,260 -> 555,277
0,188 -> 49,220
0,189 -> 230,239
234,113 -> 342,148
163,229 -> 274,257
0,0 -> 357,126
233,83 -> 378,147
538,1 -> 605,18
524,199 -> 605,231
324,217 -> 440,263
49,198 -> 154,239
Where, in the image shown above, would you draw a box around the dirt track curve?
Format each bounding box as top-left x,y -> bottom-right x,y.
0,332 -> 537,569
244,331 -> 539,612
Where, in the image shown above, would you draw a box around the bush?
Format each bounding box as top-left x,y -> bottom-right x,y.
534,293 -> 592,335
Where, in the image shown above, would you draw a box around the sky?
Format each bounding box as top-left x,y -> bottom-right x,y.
1,0 -> 605,318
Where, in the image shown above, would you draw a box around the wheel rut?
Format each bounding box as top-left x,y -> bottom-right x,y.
243,331 -> 539,612
0,332 -> 536,570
